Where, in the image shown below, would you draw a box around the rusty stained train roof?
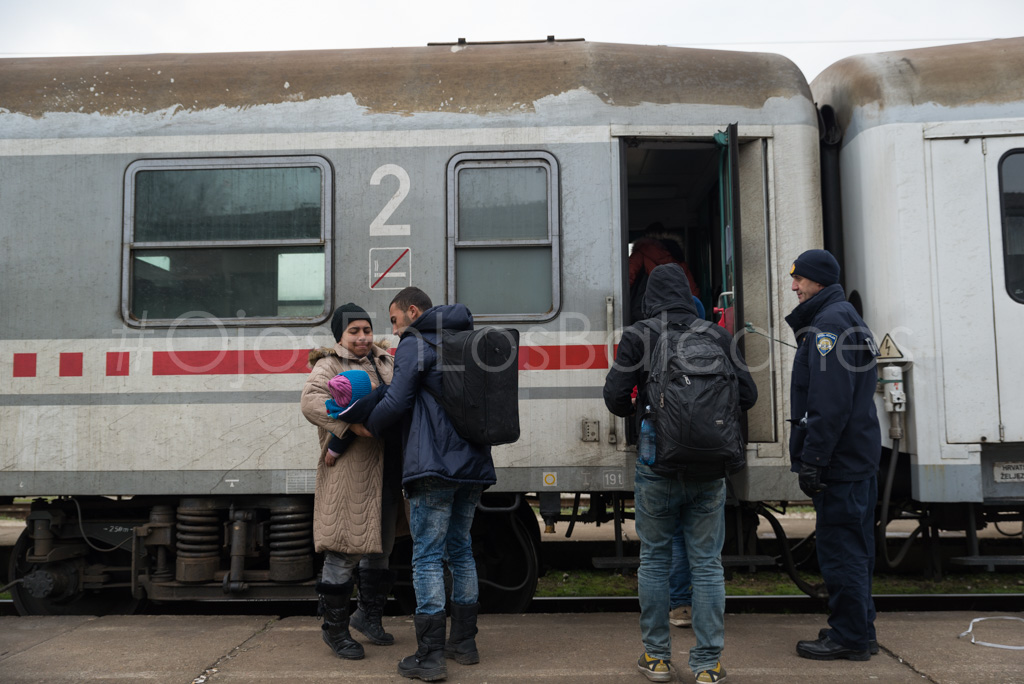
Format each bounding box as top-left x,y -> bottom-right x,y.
0,41 -> 811,120
811,37 -> 1024,134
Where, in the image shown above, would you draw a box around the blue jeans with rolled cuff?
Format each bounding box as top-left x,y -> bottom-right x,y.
407,477 -> 483,615
635,463 -> 726,675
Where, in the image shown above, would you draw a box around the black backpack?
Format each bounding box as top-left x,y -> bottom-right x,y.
428,327 -> 521,446
644,319 -> 742,471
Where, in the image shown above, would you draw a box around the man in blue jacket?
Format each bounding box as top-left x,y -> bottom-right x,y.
356,286 -> 496,682
785,249 -> 881,662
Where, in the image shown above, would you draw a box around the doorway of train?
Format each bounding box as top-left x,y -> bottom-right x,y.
616,127 -> 779,571
618,125 -> 776,448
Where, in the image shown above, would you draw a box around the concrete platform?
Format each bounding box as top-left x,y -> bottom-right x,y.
2,611 -> 1022,683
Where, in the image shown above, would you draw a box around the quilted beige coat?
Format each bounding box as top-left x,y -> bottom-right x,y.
301,340 -> 394,556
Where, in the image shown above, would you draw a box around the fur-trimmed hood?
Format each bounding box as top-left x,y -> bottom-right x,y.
307,338 -> 392,368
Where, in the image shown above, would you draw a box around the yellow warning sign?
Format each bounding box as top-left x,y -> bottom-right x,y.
877,334 -> 904,360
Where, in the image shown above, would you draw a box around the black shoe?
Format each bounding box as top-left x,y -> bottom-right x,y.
444,601 -> 480,665
316,581 -> 365,660
817,628 -> 879,655
351,569 -> 395,646
398,613 -> 448,681
797,635 -> 870,661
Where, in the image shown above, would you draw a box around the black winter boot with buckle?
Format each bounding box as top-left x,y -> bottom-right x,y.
350,568 -> 395,645
397,612 -> 447,681
316,580 -> 365,660
444,601 -> 480,665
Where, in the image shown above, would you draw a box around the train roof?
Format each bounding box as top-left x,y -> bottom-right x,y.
811,37 -> 1024,143
0,41 -> 812,124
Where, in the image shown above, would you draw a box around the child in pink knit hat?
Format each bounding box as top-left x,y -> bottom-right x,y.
324,369 -> 373,458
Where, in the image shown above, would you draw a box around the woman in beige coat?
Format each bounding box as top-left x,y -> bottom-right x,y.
301,303 -> 398,661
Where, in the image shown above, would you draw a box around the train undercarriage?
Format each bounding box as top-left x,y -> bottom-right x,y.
4,486 -> 1022,616
4,493 -> 540,616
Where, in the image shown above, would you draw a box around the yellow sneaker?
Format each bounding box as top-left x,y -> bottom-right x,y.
637,652 -> 673,682
696,661 -> 727,683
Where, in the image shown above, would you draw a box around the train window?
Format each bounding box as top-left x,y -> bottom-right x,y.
122,157 -> 332,325
447,152 -> 560,320
1000,151 -> 1024,304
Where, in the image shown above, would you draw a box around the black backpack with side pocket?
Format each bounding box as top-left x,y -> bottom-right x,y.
644,318 -> 742,476
427,327 -> 521,446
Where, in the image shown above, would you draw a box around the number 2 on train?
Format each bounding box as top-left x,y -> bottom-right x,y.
369,164 -> 411,236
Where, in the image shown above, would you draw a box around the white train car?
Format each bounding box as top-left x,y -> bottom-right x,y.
0,39 -> 820,614
812,38 -> 1024,568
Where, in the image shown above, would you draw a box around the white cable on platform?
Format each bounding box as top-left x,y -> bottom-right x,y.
958,617 -> 1024,650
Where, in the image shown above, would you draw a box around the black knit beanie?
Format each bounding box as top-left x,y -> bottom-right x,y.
330,303 -> 372,342
790,249 -> 840,287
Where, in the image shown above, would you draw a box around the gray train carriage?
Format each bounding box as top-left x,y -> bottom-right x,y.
811,38 -> 1024,571
0,39 -> 819,615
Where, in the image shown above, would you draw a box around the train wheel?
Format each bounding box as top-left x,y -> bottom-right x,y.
8,528 -> 142,616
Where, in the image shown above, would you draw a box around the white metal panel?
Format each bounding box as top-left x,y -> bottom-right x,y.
985,137 -> 1024,442
929,138 -> 1001,443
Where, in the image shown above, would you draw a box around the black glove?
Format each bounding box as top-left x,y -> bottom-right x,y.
798,463 -> 827,499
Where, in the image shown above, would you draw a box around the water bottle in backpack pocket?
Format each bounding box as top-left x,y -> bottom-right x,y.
637,406 -> 656,466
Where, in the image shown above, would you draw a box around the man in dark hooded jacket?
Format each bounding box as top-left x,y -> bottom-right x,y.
604,263 -> 756,684
348,286 -> 495,682
786,249 -> 881,662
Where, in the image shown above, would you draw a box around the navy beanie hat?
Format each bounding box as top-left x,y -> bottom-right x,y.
790,249 -> 840,287
330,303 -> 372,342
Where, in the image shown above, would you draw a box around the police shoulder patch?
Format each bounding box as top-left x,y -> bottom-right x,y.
816,332 -> 838,356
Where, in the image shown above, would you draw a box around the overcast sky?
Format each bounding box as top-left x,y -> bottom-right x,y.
2,0 -> 1022,80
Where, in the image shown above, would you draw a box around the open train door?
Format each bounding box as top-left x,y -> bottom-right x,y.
714,123 -> 744,337
618,124 -> 777,455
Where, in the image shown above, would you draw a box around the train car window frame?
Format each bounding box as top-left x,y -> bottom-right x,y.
999,149 -> 1024,304
446,151 -> 560,322
121,156 -> 333,327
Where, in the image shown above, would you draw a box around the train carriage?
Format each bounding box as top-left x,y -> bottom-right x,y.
0,39 -> 821,614
811,37 -> 1024,569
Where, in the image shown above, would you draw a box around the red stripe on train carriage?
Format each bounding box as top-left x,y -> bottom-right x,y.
152,350 -> 311,375
13,353 -> 37,377
518,345 -> 609,370
59,352 -> 84,377
146,345 -> 611,375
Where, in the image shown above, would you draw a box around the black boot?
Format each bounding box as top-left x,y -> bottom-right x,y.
316,580 -> 365,660
350,569 -> 395,646
444,601 -> 480,665
397,613 -> 447,681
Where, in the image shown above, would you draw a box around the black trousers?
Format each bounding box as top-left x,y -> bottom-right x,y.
813,476 -> 878,651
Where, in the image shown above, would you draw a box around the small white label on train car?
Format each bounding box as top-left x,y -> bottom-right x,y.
994,462 -> 1024,483
369,247 -> 412,290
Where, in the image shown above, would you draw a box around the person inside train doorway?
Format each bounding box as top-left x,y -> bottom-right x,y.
628,222 -> 700,325
785,250 -> 882,661
299,303 -> 401,661
604,263 -> 757,683
341,287 -> 496,682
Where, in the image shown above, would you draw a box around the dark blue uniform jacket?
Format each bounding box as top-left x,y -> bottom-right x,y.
785,283 -> 881,481
363,304 -> 496,488
603,263 -> 757,480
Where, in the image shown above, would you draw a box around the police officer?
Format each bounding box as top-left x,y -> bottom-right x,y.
785,249 -> 881,661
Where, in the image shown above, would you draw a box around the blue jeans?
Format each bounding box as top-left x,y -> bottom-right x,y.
635,464 -> 726,674
669,517 -> 692,608
407,477 -> 483,615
